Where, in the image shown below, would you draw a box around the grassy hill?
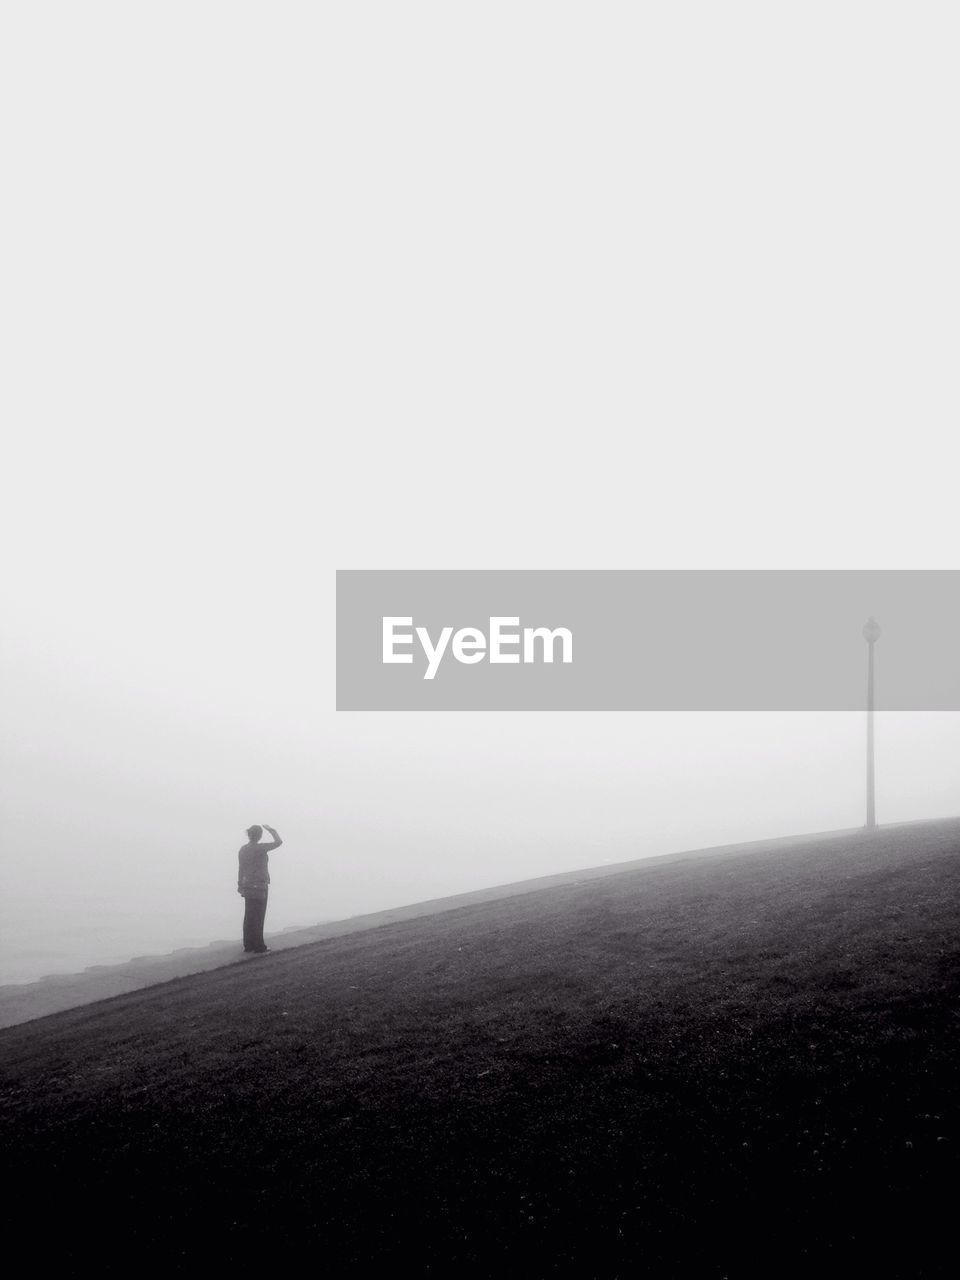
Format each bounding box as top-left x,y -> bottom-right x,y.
3,820 -> 959,1275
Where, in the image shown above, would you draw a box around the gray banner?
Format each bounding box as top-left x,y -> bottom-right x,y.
336,571 -> 960,710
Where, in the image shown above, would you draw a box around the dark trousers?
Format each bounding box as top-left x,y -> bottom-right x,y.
242,891 -> 268,951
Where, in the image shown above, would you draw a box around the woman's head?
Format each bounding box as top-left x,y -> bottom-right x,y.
246,824 -> 263,843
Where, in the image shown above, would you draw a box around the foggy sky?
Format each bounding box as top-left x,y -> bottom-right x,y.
2,5 -> 958,981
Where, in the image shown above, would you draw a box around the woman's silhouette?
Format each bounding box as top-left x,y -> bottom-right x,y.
237,824 -> 283,953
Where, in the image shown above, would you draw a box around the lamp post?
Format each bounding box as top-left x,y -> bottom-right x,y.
862,616 -> 881,828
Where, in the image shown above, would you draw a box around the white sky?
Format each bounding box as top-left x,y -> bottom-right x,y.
2,4 -> 958,979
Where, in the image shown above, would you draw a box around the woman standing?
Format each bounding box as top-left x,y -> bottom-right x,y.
237,824 -> 283,953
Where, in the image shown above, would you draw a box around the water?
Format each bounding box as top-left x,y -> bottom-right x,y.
0,889 -> 324,986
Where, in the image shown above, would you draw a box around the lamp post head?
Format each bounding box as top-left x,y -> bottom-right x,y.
863,617 -> 881,644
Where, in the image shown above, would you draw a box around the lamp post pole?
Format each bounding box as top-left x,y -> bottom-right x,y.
862,617 -> 881,829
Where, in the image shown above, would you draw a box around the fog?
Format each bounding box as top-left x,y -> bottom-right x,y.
2,6 -> 958,982
5,621 -> 959,979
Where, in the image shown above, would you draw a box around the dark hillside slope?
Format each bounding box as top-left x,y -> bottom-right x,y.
3,820 -> 959,1275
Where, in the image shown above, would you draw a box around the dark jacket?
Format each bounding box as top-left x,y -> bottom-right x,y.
238,842 -> 271,898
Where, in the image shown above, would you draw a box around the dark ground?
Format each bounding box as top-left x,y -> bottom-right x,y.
3,820 -> 959,1276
